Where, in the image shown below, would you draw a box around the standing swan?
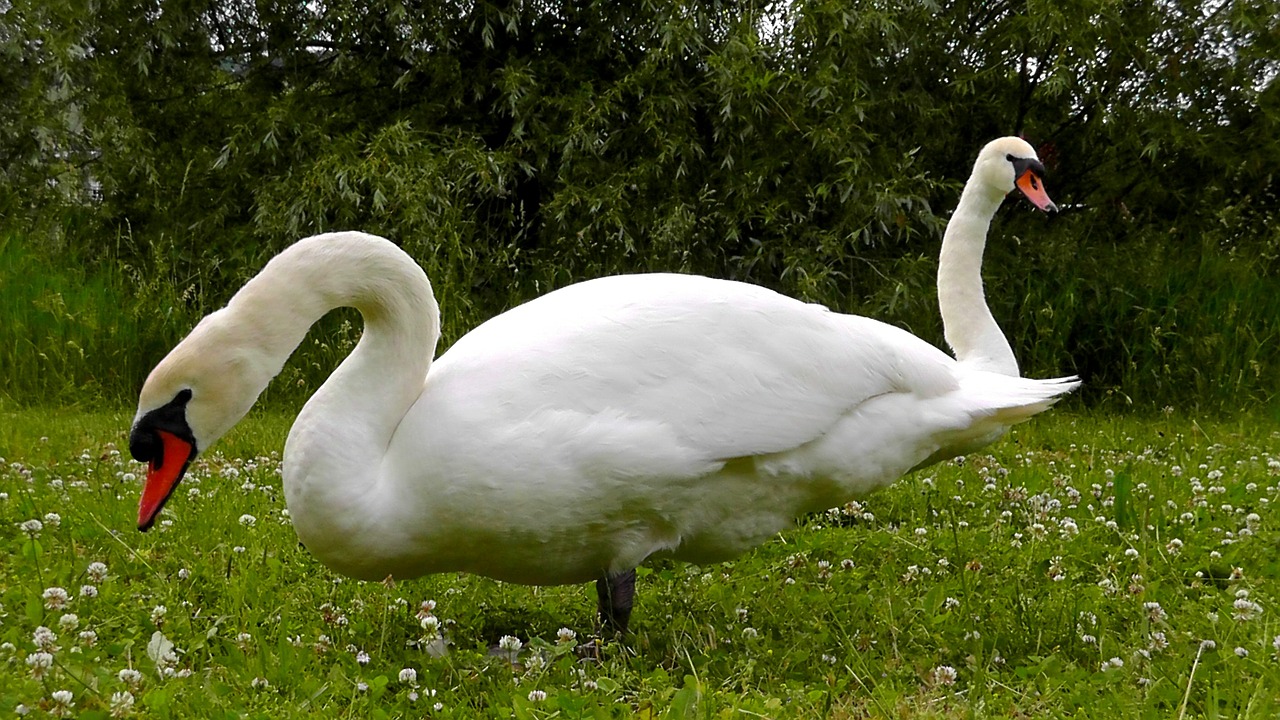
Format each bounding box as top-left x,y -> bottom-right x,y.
130,137 -> 1076,633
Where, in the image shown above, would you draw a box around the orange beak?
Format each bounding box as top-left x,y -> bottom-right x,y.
138,430 -> 193,530
1016,170 -> 1058,213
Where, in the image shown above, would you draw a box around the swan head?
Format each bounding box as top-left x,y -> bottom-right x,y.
973,136 -> 1057,213
129,311 -> 274,530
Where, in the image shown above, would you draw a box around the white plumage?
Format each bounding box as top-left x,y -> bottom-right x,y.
130,136 -> 1077,629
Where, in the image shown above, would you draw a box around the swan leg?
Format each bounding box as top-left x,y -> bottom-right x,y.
596,569 -> 636,634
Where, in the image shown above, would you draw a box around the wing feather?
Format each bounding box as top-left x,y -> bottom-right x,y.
425,273 -> 958,462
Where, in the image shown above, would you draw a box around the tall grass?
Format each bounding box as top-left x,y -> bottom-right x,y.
0,234 -> 184,407
0,234 -> 351,410
3,225 -> 1278,412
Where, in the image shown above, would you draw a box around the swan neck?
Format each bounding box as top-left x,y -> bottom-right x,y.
937,181 -> 1019,376
218,234 -> 440,540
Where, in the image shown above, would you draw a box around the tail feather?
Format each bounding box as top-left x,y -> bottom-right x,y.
960,372 -> 1082,425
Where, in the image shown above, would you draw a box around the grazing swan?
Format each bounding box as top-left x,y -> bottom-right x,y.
130,136 -> 1076,633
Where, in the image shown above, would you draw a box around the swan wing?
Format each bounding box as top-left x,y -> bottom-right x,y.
423,273 -> 958,463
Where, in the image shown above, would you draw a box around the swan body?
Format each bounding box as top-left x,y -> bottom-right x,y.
130,137 -> 1077,628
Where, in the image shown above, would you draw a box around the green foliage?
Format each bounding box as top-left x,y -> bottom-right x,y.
1,0 -> 1277,408
2,411 -> 1280,717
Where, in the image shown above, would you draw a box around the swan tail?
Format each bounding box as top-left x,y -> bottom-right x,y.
963,373 -> 1081,424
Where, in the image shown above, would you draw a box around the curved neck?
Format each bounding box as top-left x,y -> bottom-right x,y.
937,180 -> 1019,376
221,233 -> 439,543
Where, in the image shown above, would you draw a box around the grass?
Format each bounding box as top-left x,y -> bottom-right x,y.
2,409 -> 1279,718
5,227 -> 1280,414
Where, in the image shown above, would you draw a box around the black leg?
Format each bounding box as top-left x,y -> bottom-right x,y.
595,569 -> 637,635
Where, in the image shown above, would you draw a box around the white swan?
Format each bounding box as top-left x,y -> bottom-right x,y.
130,136 -> 1076,632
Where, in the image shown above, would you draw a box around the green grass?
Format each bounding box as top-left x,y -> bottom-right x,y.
6,229 -> 1280,413
2,409 -> 1279,718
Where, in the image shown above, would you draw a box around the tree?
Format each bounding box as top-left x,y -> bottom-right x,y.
2,0 -> 1277,406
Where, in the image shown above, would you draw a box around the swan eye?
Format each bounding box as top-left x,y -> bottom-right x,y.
129,388 -> 196,463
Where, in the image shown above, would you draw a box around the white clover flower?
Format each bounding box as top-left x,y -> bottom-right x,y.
26,652 -> 54,679
33,626 -> 59,651
43,513 -> 62,528
238,514 -> 257,527
1102,657 -> 1124,671
50,690 -> 73,710
914,527 -> 928,537
356,650 -> 370,665
78,630 -> 97,647
79,585 -> 98,598
943,597 -> 960,610
251,677 -> 270,690
1235,647 -> 1248,658
419,614 -> 440,635
1200,639 -> 1217,651
498,635 -> 522,653
43,587 -> 70,610
524,654 -> 547,673
355,681 -> 369,692
232,545 -> 246,553
109,691 -> 134,718
527,690 -> 547,702
1233,598 -> 1263,621
556,627 -> 577,645
177,568 -> 190,580
151,605 -> 167,626
742,627 -> 759,639
398,667 -> 418,685
118,668 -> 143,686
1124,547 -> 1139,558
156,647 -> 179,671
86,561 -> 109,583
20,518 -> 43,536
1143,602 -> 1167,622
931,665 -> 958,686
58,614 -> 79,631
1149,632 -> 1168,652
1081,634 -> 1096,644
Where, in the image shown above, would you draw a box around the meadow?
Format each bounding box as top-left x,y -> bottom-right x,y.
2,408 -> 1278,718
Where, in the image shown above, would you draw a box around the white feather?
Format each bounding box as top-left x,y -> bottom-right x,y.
136,137 -> 1079,590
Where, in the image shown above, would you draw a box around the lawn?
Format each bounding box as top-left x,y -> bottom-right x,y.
1,408 -> 1277,718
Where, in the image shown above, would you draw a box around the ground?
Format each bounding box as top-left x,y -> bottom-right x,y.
1,408 -> 1278,718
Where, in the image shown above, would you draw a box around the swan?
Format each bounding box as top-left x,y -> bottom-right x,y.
129,136 -> 1076,633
